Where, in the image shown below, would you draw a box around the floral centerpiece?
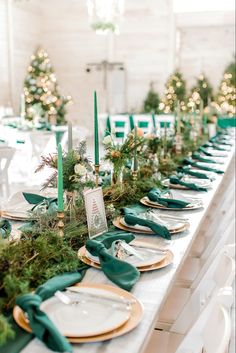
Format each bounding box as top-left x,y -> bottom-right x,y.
103,128 -> 145,184
36,141 -> 94,204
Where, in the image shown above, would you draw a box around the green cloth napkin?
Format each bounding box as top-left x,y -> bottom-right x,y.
183,158 -> 224,174
86,234 -> 140,291
192,152 -> 217,164
16,271 -> 87,353
202,142 -> 228,151
169,175 -> 207,192
176,166 -> 210,180
123,207 -> 171,239
0,219 -> 12,239
198,147 -> 216,157
148,188 -> 190,208
23,192 -> 58,215
210,137 -> 232,146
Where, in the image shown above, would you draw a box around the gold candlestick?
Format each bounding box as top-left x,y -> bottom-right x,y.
95,164 -> 100,187
57,211 -> 65,237
132,170 -> 138,181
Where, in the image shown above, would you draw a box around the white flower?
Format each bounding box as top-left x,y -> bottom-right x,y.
103,135 -> 112,145
74,163 -> 87,176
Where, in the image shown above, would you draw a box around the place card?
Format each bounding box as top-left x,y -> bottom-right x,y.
83,187 -> 108,238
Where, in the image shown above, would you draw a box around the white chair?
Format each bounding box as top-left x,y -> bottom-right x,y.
174,168 -> 235,287
60,126 -> 90,151
156,244 -> 235,333
154,114 -> 175,137
106,115 -> 131,144
0,147 -> 16,198
29,131 -> 54,164
144,287 -> 233,353
131,114 -> 155,135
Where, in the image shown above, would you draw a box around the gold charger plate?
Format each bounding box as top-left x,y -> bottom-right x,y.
161,179 -> 211,190
140,197 -> 203,211
13,283 -> 143,343
78,246 -> 174,272
1,210 -> 32,221
113,217 -> 189,235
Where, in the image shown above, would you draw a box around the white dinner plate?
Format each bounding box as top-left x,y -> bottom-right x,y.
162,177 -> 212,189
120,214 -> 186,232
86,245 -> 166,268
41,287 -> 131,337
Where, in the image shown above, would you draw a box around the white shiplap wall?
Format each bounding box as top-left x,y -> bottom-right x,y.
0,1 -> 234,127
176,11 -> 235,91
0,0 -> 42,111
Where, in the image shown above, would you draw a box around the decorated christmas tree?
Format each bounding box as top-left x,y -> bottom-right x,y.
23,47 -> 72,125
143,83 -> 160,114
161,71 -> 187,113
217,61 -> 236,116
187,74 -> 214,112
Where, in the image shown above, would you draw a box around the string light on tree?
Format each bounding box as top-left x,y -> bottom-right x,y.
217,61 -> 236,117
23,47 -> 72,125
187,74 -> 213,113
161,71 -> 187,113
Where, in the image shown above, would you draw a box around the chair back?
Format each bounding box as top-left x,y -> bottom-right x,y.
131,114 -> 155,135
175,287 -> 233,353
0,147 -> 15,197
154,114 -> 175,136
171,245 -> 235,335
106,115 -> 131,144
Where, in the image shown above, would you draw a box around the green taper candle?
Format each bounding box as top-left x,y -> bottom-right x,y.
133,126 -> 138,171
57,143 -> 64,212
94,91 -> 99,165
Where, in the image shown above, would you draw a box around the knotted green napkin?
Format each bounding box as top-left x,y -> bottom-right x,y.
183,158 -> 224,174
210,137 -> 232,146
192,152 -> 217,164
169,175 -> 207,192
148,188 -> 190,208
16,271 -> 87,352
86,237 -> 140,291
176,166 -> 210,180
23,192 -> 58,216
123,207 -> 171,239
0,219 -> 11,239
203,142 -> 228,151
198,147 -> 218,157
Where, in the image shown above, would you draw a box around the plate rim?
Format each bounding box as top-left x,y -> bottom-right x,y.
40,288 -> 131,337
78,246 -> 174,272
140,197 -> 203,211
13,283 -> 144,343
85,244 -> 166,268
114,216 -> 189,234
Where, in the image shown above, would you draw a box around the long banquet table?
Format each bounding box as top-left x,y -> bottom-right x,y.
18,147 -> 235,353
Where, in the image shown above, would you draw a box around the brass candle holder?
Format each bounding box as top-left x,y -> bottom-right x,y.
57,211 -> 65,237
132,170 -> 138,181
94,164 -> 100,188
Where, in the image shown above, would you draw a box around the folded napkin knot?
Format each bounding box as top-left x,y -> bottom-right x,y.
86,239 -> 105,256
16,294 -> 42,311
0,219 -> 12,239
183,158 -> 224,174
176,166 -> 209,180
148,188 -> 190,209
23,192 -> 58,215
123,205 -> 171,239
169,175 -> 207,192
192,152 -> 216,164
85,236 -> 140,291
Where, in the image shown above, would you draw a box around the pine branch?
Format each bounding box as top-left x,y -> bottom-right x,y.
41,171 -> 57,190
